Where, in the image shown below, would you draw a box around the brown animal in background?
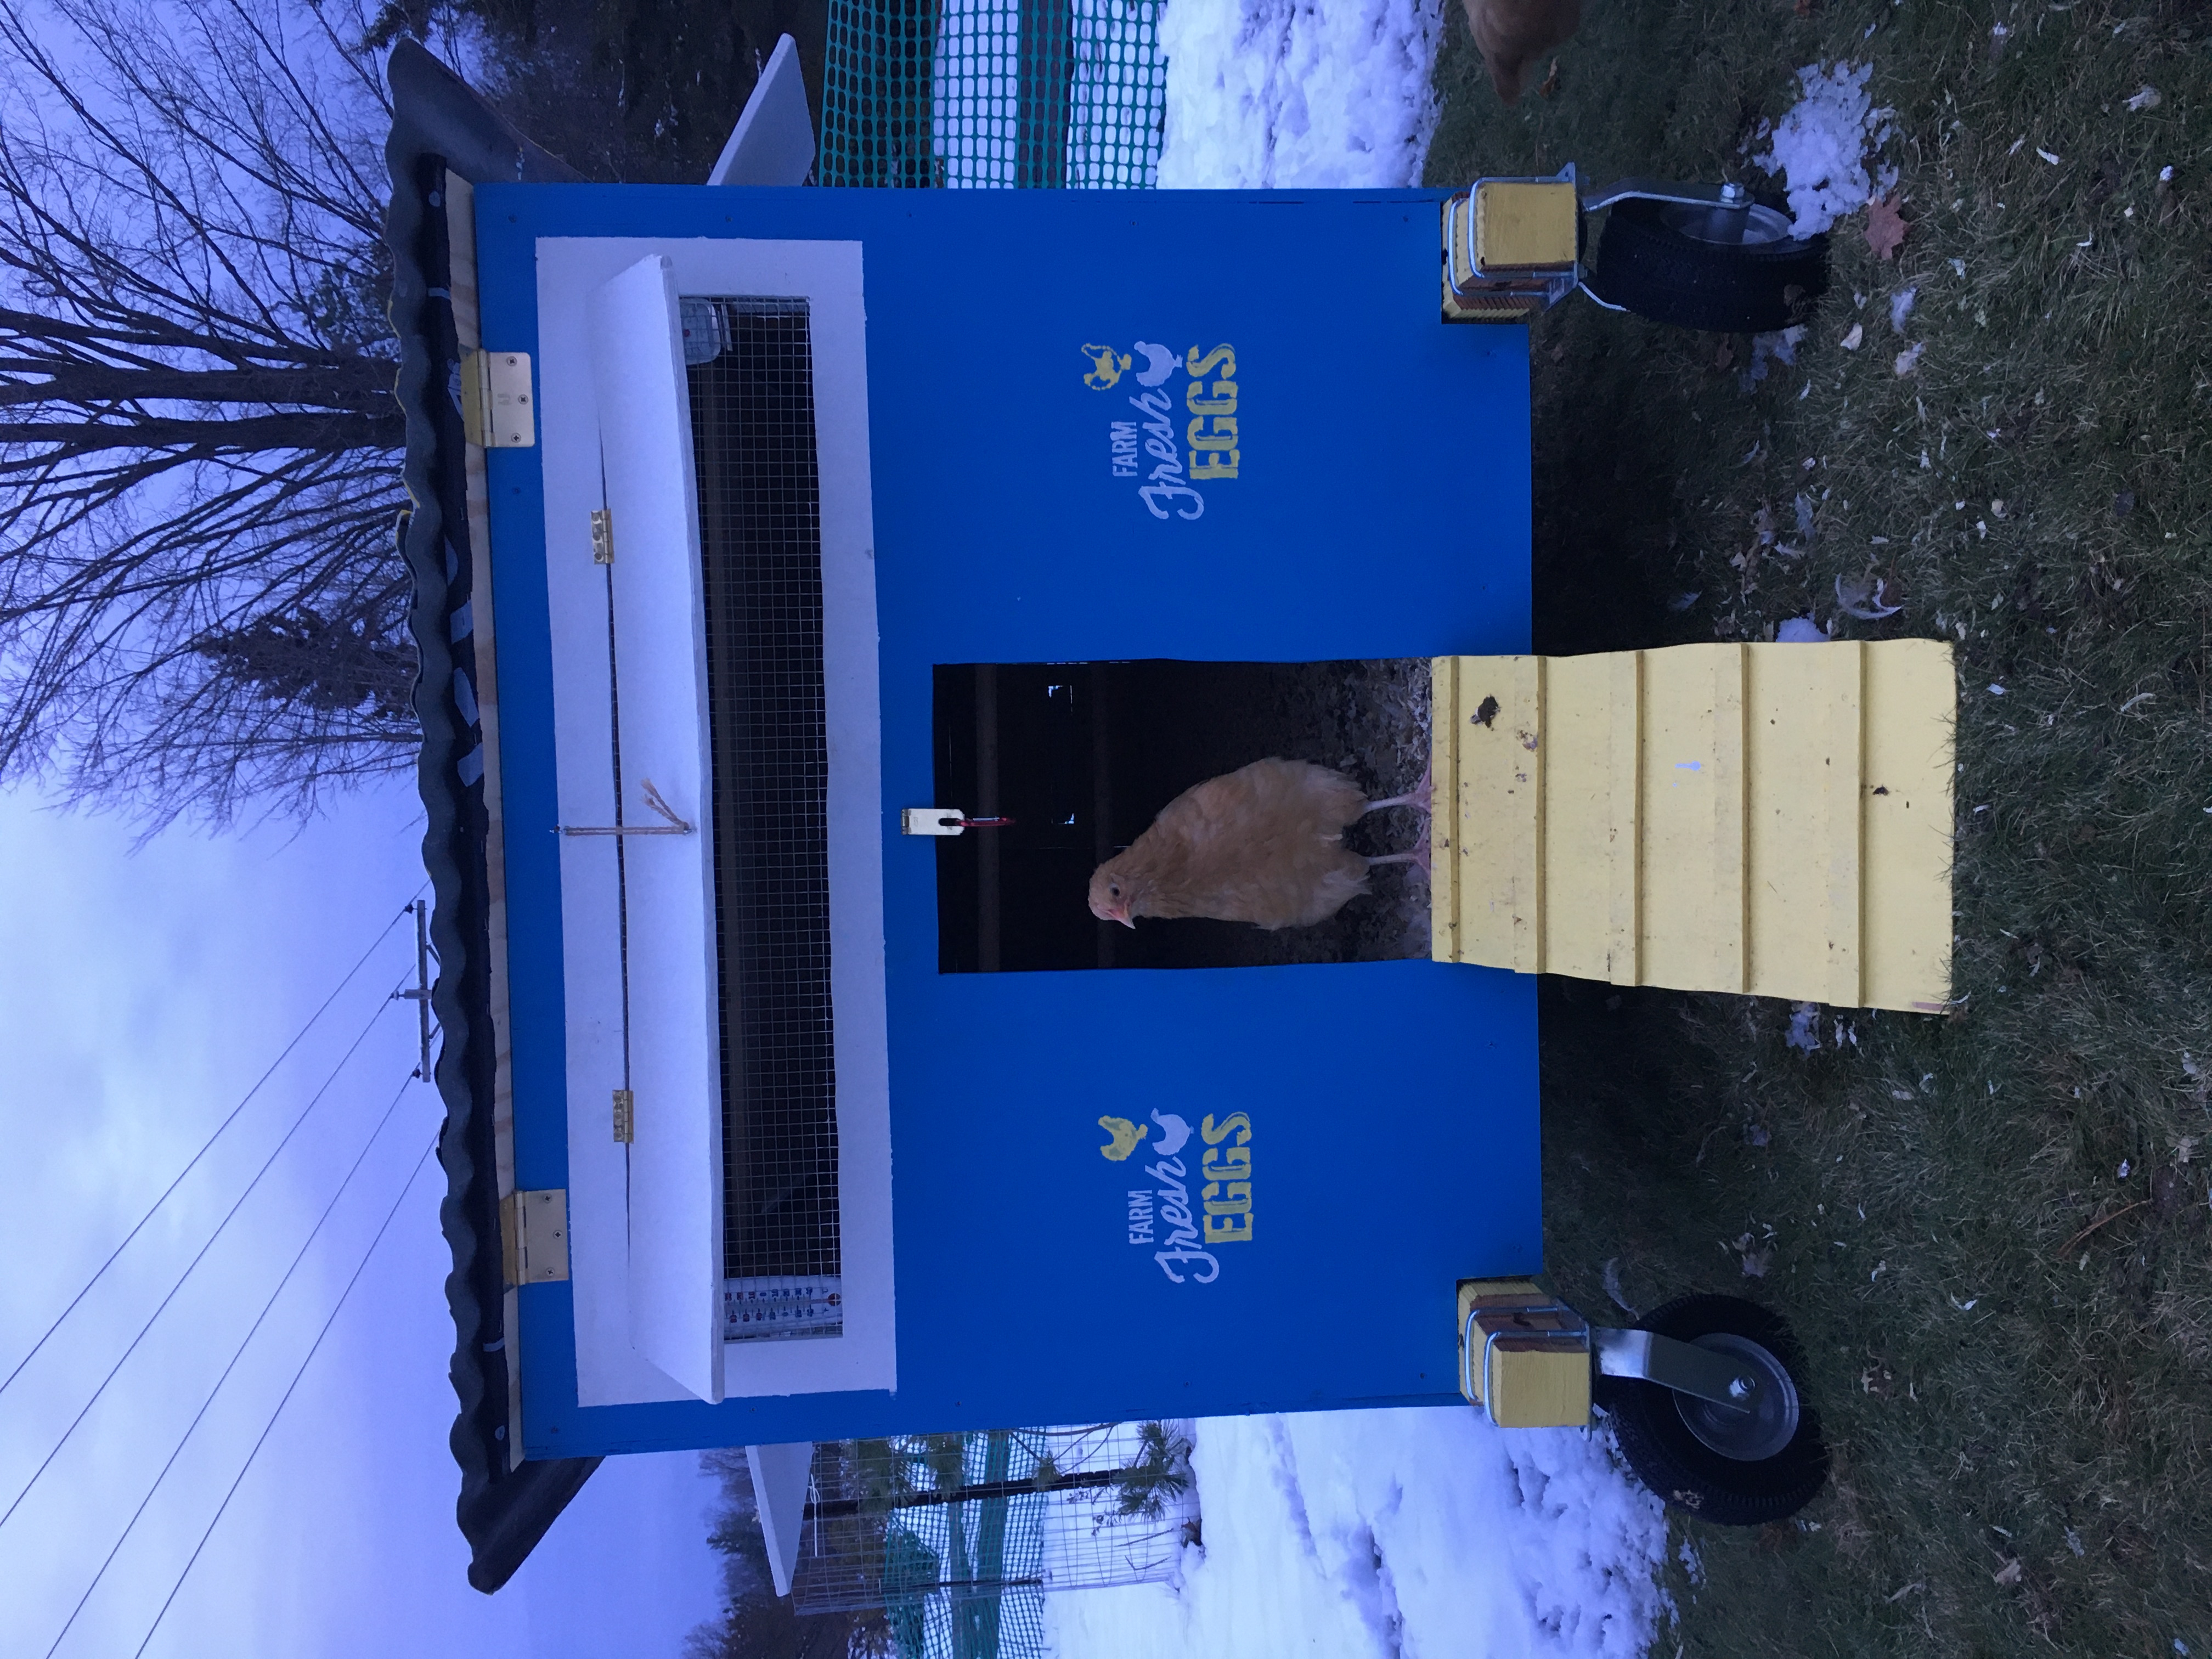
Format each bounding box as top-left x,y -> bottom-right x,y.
1087,758 -> 1430,932
1463,0 -> 1581,104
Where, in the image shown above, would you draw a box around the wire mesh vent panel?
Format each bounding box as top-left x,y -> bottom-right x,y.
687,298 -> 841,1338
820,0 -> 1164,188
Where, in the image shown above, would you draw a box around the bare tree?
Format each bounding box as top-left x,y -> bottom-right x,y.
453,0 -> 785,186
0,0 -> 429,825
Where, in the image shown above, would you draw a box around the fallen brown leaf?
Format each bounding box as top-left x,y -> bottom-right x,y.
1537,58 -> 1560,99
1866,194 -> 1908,260
1715,340 -> 1735,370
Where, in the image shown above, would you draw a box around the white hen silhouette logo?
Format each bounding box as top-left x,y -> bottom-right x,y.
1148,1110 -> 1192,1156
1131,341 -> 1179,387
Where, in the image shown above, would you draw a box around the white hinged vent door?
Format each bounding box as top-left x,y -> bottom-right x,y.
586,254 -> 725,1405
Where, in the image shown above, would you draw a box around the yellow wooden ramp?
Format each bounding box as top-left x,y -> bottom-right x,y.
1430,641 -> 1955,1012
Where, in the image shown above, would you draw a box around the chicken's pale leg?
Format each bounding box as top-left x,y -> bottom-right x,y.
1368,842 -> 1432,878
1362,764 -> 1432,818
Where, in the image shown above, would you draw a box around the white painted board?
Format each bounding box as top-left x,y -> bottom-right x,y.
748,1442 -> 815,1596
708,33 -> 816,187
587,255 -> 725,1406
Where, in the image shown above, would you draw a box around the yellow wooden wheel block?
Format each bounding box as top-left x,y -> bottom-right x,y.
1472,179 -> 1579,274
1429,641 -> 1955,1012
1456,1278 -> 1593,1429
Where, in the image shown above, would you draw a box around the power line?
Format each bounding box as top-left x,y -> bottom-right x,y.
42,1070 -> 420,1659
131,1138 -> 437,1659
0,978 -> 407,1536
0,888 -> 426,1405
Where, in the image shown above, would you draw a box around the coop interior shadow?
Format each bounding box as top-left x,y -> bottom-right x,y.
932,661 -> 1431,973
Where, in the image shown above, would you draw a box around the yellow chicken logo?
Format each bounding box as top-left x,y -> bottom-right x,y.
1081,343 -> 1131,390
1098,1115 -> 1147,1161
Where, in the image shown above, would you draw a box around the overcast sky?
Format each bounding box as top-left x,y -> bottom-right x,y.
0,777 -> 727,1658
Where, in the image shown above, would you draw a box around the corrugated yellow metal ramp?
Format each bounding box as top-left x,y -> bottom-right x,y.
1430,641 -> 1954,1012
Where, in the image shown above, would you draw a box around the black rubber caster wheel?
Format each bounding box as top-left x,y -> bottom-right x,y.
1585,198 -> 1829,334
1594,1294 -> 1830,1526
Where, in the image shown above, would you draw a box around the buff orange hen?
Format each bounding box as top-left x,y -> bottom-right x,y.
1087,758 -> 1430,931
1463,0 -> 1581,104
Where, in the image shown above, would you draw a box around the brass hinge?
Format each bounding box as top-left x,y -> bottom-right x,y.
590,507 -> 614,564
612,1088 -> 635,1143
460,349 -> 535,448
500,1188 -> 570,1285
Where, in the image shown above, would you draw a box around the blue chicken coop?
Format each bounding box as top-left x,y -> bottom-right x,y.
466,170 -> 1536,1416
391,36 -> 1913,1591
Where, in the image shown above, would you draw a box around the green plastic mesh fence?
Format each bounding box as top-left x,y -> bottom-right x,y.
793,1425 -> 1195,1657
1066,0 -> 1167,187
819,0 -> 1166,189
842,1430 -> 1050,1659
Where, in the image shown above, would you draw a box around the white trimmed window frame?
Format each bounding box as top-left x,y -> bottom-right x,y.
535,237 -> 893,1407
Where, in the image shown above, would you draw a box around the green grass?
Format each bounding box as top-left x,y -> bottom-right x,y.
1426,2 -> 2212,1652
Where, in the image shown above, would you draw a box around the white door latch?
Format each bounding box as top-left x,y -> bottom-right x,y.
900,808 -> 1015,836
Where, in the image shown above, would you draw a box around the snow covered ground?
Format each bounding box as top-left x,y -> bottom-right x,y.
1751,60 -> 1895,235
1048,1408 -> 1671,1659
1156,0 -> 1448,187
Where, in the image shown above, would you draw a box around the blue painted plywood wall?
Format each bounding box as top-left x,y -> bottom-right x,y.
477,185 -> 1539,1455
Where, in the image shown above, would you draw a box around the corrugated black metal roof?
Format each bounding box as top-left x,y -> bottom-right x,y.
382,40 -> 601,1594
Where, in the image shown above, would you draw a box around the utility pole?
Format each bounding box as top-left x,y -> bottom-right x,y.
391,899 -> 433,1079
